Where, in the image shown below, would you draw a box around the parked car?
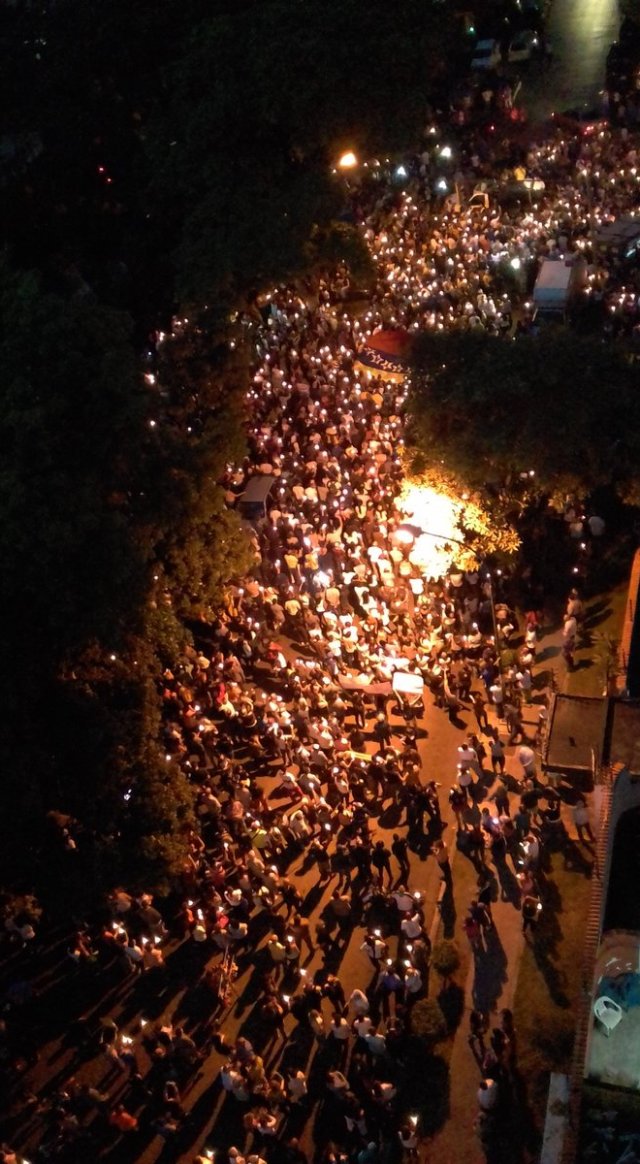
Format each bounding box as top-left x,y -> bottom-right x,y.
507,29 -> 540,62
471,39 -> 502,69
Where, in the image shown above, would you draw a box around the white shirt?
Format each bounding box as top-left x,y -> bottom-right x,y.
349,989 -> 370,1015
288,1072 -> 307,1100
401,916 -> 422,939
404,967 -> 423,994
518,746 -> 535,769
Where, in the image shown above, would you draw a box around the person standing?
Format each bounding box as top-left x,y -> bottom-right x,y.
477,1078 -> 499,1113
521,893 -> 541,937
490,776 -> 510,817
373,713 -> 392,751
361,930 -> 388,971
433,839 -> 453,886
489,735 -> 506,775
468,1009 -> 488,1062
449,784 -> 468,832
472,690 -> 489,732
488,680 -> 505,720
391,833 -> 411,882
572,795 -> 595,843
476,870 -> 495,926
505,701 -> 525,746
517,744 -> 537,781
371,840 -> 393,887
458,740 -> 482,779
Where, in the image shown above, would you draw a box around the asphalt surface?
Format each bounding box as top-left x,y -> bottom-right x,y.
519,0 -> 620,120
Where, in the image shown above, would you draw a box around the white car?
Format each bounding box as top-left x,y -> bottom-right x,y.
471,39 -> 502,70
507,29 -> 540,62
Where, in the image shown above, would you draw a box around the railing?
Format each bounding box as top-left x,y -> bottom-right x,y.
560,762 -> 619,1164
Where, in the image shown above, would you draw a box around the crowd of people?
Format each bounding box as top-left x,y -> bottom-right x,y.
3,104 -> 631,1164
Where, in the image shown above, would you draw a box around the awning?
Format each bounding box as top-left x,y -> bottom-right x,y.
354,328 -> 413,383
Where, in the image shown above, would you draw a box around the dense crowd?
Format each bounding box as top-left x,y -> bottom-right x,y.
3,110 -> 633,1164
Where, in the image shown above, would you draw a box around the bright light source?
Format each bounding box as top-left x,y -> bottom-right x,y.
437,178 -> 448,192
395,164 -> 408,178
440,146 -> 452,159
510,257 -> 521,270
397,482 -> 464,577
338,151 -> 358,169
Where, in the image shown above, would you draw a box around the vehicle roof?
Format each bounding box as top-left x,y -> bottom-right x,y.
535,260 -> 574,290
596,215 -> 640,248
239,474 -> 276,504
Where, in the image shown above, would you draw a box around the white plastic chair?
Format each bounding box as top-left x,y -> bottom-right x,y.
594,995 -> 623,1037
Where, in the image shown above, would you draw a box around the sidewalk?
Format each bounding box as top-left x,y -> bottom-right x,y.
424,584 -> 627,1163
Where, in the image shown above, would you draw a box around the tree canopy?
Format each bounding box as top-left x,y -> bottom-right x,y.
407,329 -> 640,502
0,262 -> 247,903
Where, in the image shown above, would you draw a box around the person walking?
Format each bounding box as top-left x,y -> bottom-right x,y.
391,833 -> 411,882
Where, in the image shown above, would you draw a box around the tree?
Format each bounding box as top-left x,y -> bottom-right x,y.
408,329 -> 640,501
0,264 -> 232,901
0,263 -> 149,660
141,327 -> 254,617
410,998 -> 448,1045
431,939 -> 461,985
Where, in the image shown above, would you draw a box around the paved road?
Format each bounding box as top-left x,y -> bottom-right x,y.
520,0 -> 620,120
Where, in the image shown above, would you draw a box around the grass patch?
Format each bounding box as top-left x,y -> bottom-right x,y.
514,845 -> 593,1121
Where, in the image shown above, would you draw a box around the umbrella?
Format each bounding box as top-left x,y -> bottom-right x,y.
354,328 -> 413,383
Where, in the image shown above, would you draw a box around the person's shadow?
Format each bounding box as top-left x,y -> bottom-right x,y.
439,884 -> 457,938
493,854 -> 521,906
472,926 -> 509,1015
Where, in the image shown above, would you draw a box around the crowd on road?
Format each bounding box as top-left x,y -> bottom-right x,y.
4,108 -> 635,1164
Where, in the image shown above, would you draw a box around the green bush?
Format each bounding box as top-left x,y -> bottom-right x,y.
411,998 -> 447,1045
431,939 -> 461,983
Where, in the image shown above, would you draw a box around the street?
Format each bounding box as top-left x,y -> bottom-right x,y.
523,0 -> 619,119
